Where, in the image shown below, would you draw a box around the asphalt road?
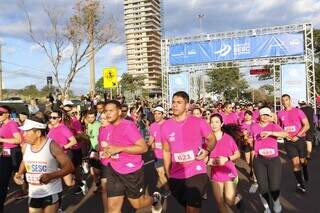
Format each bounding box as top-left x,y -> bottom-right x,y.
4,144 -> 320,213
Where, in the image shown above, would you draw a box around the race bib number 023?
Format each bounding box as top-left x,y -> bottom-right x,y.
258,148 -> 276,157
173,150 -> 195,163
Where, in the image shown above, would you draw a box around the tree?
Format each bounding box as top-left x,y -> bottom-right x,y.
314,29 -> 320,95
260,84 -> 274,95
206,68 -> 249,101
21,85 -> 40,97
20,0 -> 118,96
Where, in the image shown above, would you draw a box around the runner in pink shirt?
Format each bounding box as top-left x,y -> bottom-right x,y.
240,110 -> 256,181
220,102 -> 239,125
249,107 -> 288,213
161,91 -> 217,212
47,111 -> 77,189
148,106 -> 170,197
103,100 -> 162,213
97,111 -> 113,212
278,94 -> 310,193
207,113 -> 244,213
0,105 -> 23,212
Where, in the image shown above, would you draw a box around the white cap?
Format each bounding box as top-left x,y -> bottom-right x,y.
259,107 -> 272,116
153,106 -> 165,113
63,100 -> 74,106
19,119 -> 47,131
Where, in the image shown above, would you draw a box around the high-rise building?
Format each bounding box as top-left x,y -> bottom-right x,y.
124,0 -> 162,95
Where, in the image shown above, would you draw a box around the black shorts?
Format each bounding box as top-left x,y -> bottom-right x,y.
101,164 -> 109,179
284,138 -> 307,159
28,193 -> 60,209
89,158 -> 102,169
169,173 -> 208,208
241,144 -> 252,153
305,130 -> 315,142
67,149 -> 82,167
106,165 -> 145,199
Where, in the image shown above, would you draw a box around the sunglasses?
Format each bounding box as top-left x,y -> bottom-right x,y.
49,116 -> 60,120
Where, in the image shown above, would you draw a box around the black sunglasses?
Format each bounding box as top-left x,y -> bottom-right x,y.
49,116 -> 60,120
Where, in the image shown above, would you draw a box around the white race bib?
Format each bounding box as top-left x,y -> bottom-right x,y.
2,148 -> 11,156
258,148 -> 276,157
26,173 -> 42,185
155,142 -> 162,149
284,126 -> 296,132
110,154 -> 119,159
173,150 -> 195,163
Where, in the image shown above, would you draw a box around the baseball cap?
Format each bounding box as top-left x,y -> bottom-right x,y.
153,106 -> 165,113
259,107 -> 272,116
63,100 -> 74,106
19,119 -> 47,131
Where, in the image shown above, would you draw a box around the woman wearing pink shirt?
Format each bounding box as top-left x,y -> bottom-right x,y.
250,107 -> 288,213
208,113 -> 244,213
240,110 -> 256,181
0,106 -> 23,212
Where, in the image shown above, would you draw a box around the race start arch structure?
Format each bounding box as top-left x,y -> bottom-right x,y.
161,23 -> 316,111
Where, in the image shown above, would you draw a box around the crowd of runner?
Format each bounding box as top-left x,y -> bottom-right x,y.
0,91 -> 319,213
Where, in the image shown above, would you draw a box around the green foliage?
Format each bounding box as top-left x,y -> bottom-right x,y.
206,68 -> 249,101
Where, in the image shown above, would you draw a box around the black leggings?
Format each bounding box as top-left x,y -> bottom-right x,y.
0,147 -> 22,213
253,156 -> 282,195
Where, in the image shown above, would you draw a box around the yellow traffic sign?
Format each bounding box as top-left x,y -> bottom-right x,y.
103,67 -> 117,88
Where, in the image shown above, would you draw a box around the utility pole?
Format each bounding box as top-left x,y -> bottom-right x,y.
197,13 -> 205,32
0,44 -> 3,100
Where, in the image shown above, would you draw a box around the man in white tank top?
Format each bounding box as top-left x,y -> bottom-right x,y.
14,117 -> 74,213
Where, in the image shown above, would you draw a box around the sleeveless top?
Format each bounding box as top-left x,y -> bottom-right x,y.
24,138 -> 63,198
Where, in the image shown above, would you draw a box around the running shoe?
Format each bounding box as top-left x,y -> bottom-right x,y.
82,161 -> 89,174
296,183 -> 306,193
264,208 -> 271,213
57,208 -> 65,213
152,192 -> 162,213
72,186 -> 83,195
273,198 -> 282,213
80,180 -> 88,195
162,189 -> 171,199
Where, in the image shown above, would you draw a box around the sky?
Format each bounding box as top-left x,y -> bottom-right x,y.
0,0 -> 320,95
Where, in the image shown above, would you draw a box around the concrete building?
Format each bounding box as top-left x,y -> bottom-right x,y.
124,0 -> 162,95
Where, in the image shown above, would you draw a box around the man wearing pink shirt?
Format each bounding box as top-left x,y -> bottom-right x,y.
278,94 -> 310,193
161,91 -> 217,213
103,100 -> 162,213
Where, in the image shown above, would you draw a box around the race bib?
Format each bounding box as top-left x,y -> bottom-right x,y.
2,148 -> 11,156
26,173 -> 42,185
284,126 -> 296,132
258,148 -> 276,157
100,141 -> 108,148
173,150 -> 195,163
155,142 -> 162,149
110,154 -> 119,160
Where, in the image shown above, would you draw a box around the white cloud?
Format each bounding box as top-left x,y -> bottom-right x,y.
29,44 -> 41,53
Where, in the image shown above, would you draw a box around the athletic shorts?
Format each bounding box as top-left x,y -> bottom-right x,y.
169,173 -> 208,208
241,144 -> 252,153
154,158 -> 164,169
305,130 -> 315,142
284,138 -> 307,159
67,149 -> 82,167
28,193 -> 60,209
106,165 -> 145,199
101,164 -> 109,179
89,158 -> 102,170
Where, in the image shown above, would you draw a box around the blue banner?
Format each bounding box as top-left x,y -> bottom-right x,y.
169,33 -> 304,66
281,63 -> 306,107
169,72 -> 189,104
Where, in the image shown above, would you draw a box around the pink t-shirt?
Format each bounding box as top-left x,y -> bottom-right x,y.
71,117 -> 83,134
210,133 -> 238,182
98,125 -> 114,166
237,111 -> 245,124
161,116 -> 212,179
277,108 -> 306,137
0,120 -> 20,149
253,110 -> 260,122
150,122 -> 164,159
240,121 -> 253,134
108,119 -> 144,174
48,123 -> 74,149
220,112 -> 238,125
251,122 -> 283,158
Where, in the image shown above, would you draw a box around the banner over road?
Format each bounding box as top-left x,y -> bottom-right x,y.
169,33 -> 304,66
